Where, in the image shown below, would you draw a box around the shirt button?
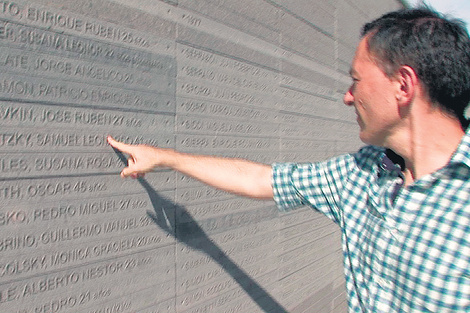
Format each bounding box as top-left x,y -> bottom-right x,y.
377,302 -> 389,311
377,277 -> 391,289
404,215 -> 413,222
390,245 -> 400,254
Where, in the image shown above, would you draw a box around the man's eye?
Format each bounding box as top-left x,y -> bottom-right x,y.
350,78 -> 359,87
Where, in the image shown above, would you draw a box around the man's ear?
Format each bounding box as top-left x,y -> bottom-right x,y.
395,65 -> 418,107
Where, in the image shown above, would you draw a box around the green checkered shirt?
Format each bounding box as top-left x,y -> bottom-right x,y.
272,129 -> 470,312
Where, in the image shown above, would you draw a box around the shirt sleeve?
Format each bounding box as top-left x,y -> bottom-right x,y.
272,153 -> 358,224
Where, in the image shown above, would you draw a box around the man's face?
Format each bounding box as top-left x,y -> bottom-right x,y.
344,37 -> 400,146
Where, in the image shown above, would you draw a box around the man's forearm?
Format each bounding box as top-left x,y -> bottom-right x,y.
169,151 -> 274,199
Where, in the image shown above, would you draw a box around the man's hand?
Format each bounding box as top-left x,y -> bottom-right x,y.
107,136 -> 170,178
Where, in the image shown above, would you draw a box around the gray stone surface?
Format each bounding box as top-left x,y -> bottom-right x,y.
0,0 -> 403,312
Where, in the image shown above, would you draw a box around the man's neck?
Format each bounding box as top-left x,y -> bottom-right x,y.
387,110 -> 465,186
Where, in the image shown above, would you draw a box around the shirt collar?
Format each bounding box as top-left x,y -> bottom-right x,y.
379,149 -> 404,175
449,127 -> 470,168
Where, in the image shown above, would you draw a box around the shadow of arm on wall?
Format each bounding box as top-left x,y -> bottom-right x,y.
112,148 -> 288,313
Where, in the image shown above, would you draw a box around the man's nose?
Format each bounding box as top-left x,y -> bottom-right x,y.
343,87 -> 354,106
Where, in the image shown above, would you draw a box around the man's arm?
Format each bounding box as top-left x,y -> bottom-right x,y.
107,136 -> 274,200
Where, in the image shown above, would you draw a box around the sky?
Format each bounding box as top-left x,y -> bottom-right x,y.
407,0 -> 470,31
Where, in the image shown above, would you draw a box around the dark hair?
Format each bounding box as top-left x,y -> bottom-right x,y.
362,7 -> 470,127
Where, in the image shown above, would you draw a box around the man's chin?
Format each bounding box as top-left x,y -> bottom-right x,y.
359,131 -> 378,146
360,133 -> 387,147
359,132 -> 369,144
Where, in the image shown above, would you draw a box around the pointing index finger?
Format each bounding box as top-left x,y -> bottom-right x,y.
107,136 -> 134,154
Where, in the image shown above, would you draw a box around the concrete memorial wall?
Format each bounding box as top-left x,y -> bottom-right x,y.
0,0 -> 404,312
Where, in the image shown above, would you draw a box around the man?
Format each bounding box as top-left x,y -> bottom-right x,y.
108,7 -> 470,312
